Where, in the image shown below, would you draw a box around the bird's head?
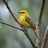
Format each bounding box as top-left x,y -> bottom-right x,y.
18,10 -> 29,16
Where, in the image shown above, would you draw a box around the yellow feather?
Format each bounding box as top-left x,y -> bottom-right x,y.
19,10 -> 36,35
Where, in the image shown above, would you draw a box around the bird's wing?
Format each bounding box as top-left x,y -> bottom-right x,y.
25,16 -> 36,29
25,16 -> 32,20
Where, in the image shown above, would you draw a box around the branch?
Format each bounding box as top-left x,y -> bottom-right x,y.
9,31 -> 27,48
36,0 -> 45,48
3,0 -> 21,26
3,0 -> 36,48
0,22 -> 23,31
41,26 -> 48,48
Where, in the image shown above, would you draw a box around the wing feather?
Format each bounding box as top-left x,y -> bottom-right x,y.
25,16 -> 36,29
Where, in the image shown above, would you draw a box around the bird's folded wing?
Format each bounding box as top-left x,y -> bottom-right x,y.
25,16 -> 36,29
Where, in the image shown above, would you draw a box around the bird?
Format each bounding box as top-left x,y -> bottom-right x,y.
18,10 -> 36,35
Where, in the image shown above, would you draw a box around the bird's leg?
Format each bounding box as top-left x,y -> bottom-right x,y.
20,23 -> 27,32
24,27 -> 27,32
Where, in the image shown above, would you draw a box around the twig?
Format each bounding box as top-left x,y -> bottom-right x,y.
3,0 -> 21,26
36,0 -> 45,48
4,24 -> 27,48
3,0 -> 36,48
41,26 -> 48,48
8,30 -> 27,48
0,22 -> 23,31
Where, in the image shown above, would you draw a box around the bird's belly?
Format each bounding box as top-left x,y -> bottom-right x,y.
20,16 -> 31,28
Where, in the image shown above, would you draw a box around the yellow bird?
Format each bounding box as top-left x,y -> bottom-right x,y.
18,10 -> 36,35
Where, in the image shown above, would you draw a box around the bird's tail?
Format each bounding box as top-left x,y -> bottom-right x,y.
31,28 -> 37,36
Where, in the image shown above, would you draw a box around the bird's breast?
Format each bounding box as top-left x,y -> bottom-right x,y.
20,16 -> 31,28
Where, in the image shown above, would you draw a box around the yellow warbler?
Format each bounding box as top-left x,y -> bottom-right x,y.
18,10 -> 36,35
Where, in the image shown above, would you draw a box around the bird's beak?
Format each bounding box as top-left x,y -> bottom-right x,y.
18,12 -> 21,14
18,12 -> 23,14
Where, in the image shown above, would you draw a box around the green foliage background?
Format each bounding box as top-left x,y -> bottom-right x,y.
0,0 -> 48,48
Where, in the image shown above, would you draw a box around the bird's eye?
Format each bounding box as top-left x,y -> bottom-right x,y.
22,12 -> 25,13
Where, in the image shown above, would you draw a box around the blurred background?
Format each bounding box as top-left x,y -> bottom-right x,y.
0,0 -> 48,48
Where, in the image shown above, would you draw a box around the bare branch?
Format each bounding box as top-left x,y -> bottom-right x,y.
3,0 -> 36,47
41,26 -> 48,48
3,0 -> 21,26
36,0 -> 45,48
0,22 -> 24,31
